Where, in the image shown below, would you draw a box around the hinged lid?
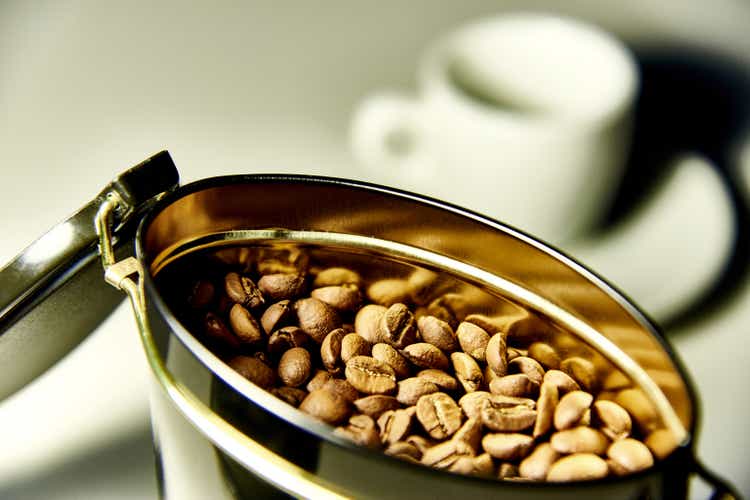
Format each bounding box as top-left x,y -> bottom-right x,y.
0,151 -> 179,399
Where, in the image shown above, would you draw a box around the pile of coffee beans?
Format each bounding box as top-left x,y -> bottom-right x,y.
174,245 -> 676,483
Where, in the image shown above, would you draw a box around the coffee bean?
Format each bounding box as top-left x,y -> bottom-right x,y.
256,246 -> 309,275
421,440 -> 471,469
498,462 -> 520,479
299,388 -> 350,425
323,378 -> 360,404
345,356 -> 397,395
509,356 -> 545,386
453,417 -> 483,454
278,347 -> 312,387
334,414 -> 381,449
204,312 -> 240,348
644,428 -> 679,461
482,433 -> 535,461
306,370 -> 333,393
547,453 -> 609,482
353,395 -> 400,418
481,401 -> 537,432
229,356 -> 276,388
267,326 -> 308,355
313,267 -> 362,288
458,391 -> 492,420
260,300 -> 294,335
506,347 -> 525,361
550,426 -> 609,455
371,343 -> 411,379
258,273 -> 306,301
472,453 -> 495,477
321,328 -> 347,373
519,442 -> 560,481
485,332 -> 508,377
528,342 -> 561,370
396,377 -> 439,406
417,316 -> 459,352
407,268 -> 448,306
615,388 -> 658,434
402,343 -> 450,371
607,438 -> 654,475
533,381 -> 558,438
312,285 -> 363,312
456,322 -> 490,362
405,435 -> 435,455
592,400 -> 632,441
380,303 -> 418,349
385,441 -> 422,461
224,272 -> 264,309
489,373 -> 539,398
271,386 -> 308,407
188,280 -> 215,309
228,303 -> 264,345
295,297 -> 342,343
417,369 -> 458,392
416,392 -> 463,440
367,279 -> 411,306
554,391 -> 593,431
560,357 -> 598,393
543,369 -> 581,394
378,407 -> 416,445
341,333 -> 371,363
354,304 -> 387,344
426,294 -> 469,328
450,352 -> 483,393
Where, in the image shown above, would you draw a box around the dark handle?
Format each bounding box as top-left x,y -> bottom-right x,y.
693,459 -> 743,500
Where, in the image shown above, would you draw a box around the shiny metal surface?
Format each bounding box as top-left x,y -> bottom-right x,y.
0,151 -> 179,400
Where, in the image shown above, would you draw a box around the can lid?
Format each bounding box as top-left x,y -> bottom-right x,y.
0,151 -> 179,400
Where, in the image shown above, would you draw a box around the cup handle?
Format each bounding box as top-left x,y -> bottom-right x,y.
692,458 -> 741,500
350,92 -> 433,182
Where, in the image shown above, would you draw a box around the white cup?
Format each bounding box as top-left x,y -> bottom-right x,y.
351,12 -> 638,244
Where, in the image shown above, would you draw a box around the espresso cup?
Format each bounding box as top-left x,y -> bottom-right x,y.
351,12 -> 638,244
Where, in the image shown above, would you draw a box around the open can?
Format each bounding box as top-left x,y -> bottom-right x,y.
0,152 -> 738,498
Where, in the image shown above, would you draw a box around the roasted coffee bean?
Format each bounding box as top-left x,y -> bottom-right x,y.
416,392 -> 463,440
229,356 -> 275,388
271,387 -> 307,407
306,370 -> 333,393
560,357 -> 598,393
498,462 -> 520,479
615,388 -> 658,434
371,343 -> 411,379
345,356 -> 397,395
378,407 -> 416,445
258,273 -> 306,301
485,332 -> 508,377
321,328 -> 347,373
396,377 -> 439,406
644,429 -> 679,461
256,246 -> 309,275
546,453 -> 609,482
607,438 -> 654,475
354,304 -> 387,343
453,417 -> 483,454
295,297 -> 342,343
456,322 -> 490,362
554,391 -> 593,431
323,378 -> 360,404
519,442 -> 560,481
509,356 -> 545,386
334,414 -> 381,449
385,441 -> 422,461
405,435 -> 435,455
312,285 -> 363,312
417,316 -> 459,352
341,333 -> 371,363
299,389 -> 350,425
188,280 -> 215,309
228,303 -> 264,344
489,373 -> 539,398
402,343 -> 450,371
367,279 -> 411,306
224,272 -> 264,309
451,352 -> 483,393
543,369 -> 581,394
267,326 -> 308,354
278,347 -> 312,387
533,381 -> 558,438
407,268 -> 449,306
471,453 -> 495,477
550,426 -> 609,455
204,312 -> 240,348
260,300 -> 294,335
313,267 -> 362,288
528,342 -> 561,370
353,395 -> 400,418
482,433 -> 534,461
380,303 -> 418,349
484,364 -> 501,389
592,400 -> 632,441
506,347 -> 525,361
421,440 -> 471,469
458,391 -> 492,420
481,402 -> 537,432
417,369 -> 458,392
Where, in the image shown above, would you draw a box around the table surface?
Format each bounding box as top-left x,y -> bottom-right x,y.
1,1 -> 749,498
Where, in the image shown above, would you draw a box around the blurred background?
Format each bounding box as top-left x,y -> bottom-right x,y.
1,1 -> 749,498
